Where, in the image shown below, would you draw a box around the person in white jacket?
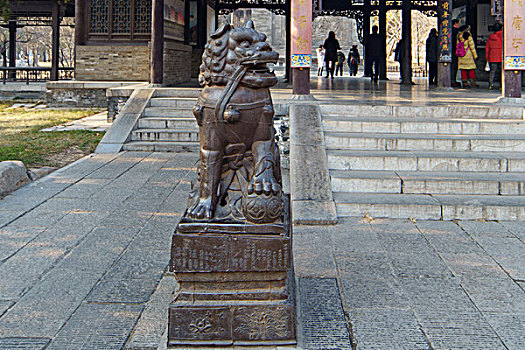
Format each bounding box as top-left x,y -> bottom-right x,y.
316,45 -> 325,76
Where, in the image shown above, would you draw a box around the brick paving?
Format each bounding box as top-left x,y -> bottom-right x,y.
0,152 -> 524,349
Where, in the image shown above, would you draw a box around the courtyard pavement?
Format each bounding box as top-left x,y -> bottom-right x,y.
0,151 -> 524,349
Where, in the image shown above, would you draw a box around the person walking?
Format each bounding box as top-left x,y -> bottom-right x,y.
335,50 -> 346,76
323,31 -> 341,79
348,45 -> 360,76
485,23 -> 503,90
366,26 -> 381,82
457,28 -> 478,88
426,28 -> 439,86
394,38 -> 404,82
316,45 -> 325,77
451,19 -> 461,87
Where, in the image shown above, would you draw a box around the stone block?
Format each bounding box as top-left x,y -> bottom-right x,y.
0,161 -> 31,197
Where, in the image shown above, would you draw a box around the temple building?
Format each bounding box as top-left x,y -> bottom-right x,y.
2,0 -> 521,96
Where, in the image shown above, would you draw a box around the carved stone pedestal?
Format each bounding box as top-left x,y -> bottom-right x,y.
168,210 -> 295,346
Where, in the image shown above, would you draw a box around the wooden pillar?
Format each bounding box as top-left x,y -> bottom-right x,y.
401,0 -> 412,84
363,0 -> 371,77
502,0 -> 524,98
74,0 -> 87,46
197,0 -> 207,49
290,0 -> 312,95
8,20 -> 16,79
379,4 -> 387,80
51,4 -> 60,81
150,0 -> 164,85
437,0 -> 452,88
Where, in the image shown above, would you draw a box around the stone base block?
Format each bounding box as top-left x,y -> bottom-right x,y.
168,298 -> 295,346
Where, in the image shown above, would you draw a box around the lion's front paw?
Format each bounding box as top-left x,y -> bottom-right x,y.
188,197 -> 214,219
248,171 -> 281,196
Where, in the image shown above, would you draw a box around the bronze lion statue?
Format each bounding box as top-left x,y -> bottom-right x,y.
186,21 -> 283,226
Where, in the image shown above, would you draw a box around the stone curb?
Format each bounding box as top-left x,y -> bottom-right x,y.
96,88 -> 155,153
289,102 -> 337,225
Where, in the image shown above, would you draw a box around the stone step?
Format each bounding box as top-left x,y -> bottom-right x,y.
122,141 -> 199,152
138,117 -> 197,129
333,192 -> 525,220
330,170 -> 525,195
326,149 -> 525,172
320,104 -> 525,119
153,88 -> 201,98
323,115 -> 525,135
324,131 -> 525,152
131,128 -> 199,142
143,107 -> 193,118
149,97 -> 197,108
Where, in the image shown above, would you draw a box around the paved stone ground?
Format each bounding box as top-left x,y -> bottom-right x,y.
1,152 -> 524,349
294,218 -> 525,350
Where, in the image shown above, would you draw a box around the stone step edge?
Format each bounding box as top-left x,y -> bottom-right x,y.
122,141 -> 199,152
329,169 -> 525,181
322,114 -> 525,123
324,131 -> 525,141
333,192 -> 525,220
132,128 -> 198,133
326,149 -> 525,160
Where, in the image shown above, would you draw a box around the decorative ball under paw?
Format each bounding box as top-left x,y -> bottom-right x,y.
242,193 -> 283,224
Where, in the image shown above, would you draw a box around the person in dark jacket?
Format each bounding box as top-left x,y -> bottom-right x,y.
485,23 -> 503,90
335,50 -> 346,76
323,31 -> 341,79
394,38 -> 404,81
366,26 -> 381,82
348,45 -> 360,76
426,28 -> 439,86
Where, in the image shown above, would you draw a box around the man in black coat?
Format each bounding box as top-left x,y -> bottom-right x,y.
323,31 -> 341,79
366,26 -> 381,82
451,19 -> 460,87
426,28 -> 439,85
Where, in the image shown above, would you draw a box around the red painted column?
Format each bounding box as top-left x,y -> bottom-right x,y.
290,0 -> 312,95
437,0 -> 452,88
503,0 -> 524,98
150,0 -> 164,85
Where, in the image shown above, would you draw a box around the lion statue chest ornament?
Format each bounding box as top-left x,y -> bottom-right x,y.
182,20 -> 284,230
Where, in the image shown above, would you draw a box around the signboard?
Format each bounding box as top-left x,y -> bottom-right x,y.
504,0 -> 525,69
291,0 -> 312,68
438,0 -> 452,62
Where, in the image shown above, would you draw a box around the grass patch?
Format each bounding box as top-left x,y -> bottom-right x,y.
0,102 -> 105,168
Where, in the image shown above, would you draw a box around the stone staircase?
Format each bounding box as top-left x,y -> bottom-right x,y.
122,91 -> 200,152
323,106 -> 525,220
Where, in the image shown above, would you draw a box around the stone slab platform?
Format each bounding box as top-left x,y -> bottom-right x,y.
0,152 -> 523,349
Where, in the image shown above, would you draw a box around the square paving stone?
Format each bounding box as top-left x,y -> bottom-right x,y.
335,252 -> 395,280
9,209 -> 67,228
298,278 -> 352,350
0,210 -> 25,228
376,231 -> 435,254
483,313 -> 525,350
389,252 -> 453,278
347,308 -> 429,350
54,178 -> 112,199
341,276 -> 410,310
125,275 -> 177,350
293,227 -> 337,277
86,248 -> 168,303
458,221 -> 513,238
460,277 -> 525,314
370,218 -> 421,235
439,253 -> 508,279
0,226 -> 45,262
416,220 -> 485,254
46,303 -> 143,350
0,337 -> 50,349
331,219 -> 383,253
100,210 -> 154,228
0,300 -> 13,317
500,221 -> 525,241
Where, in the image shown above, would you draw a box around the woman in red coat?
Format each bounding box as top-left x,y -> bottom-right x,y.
485,23 -> 503,90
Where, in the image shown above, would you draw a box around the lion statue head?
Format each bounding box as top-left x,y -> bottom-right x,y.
199,21 -> 279,88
